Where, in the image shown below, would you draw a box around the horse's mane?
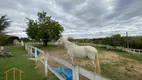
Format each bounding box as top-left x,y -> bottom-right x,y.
68,41 -> 78,47
63,38 -> 78,47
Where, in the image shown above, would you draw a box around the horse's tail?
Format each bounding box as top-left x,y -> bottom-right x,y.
95,52 -> 101,74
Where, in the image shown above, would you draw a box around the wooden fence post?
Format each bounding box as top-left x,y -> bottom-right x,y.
45,53 -> 48,77
73,66 -> 79,80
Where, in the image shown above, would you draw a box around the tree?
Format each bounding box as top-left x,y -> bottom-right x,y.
0,15 -> 11,33
102,37 -> 113,46
26,11 -> 64,46
111,34 -> 121,46
0,15 -> 11,46
0,33 -> 7,46
20,38 -> 30,42
26,19 -> 38,39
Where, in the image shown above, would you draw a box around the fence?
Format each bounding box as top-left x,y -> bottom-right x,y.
75,42 -> 142,55
24,42 -> 58,45
25,42 -> 142,55
116,47 -> 142,54
24,42 -> 107,80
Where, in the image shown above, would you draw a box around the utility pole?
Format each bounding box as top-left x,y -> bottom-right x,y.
126,32 -> 129,48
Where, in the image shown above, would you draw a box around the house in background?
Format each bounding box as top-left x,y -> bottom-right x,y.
6,35 -> 20,45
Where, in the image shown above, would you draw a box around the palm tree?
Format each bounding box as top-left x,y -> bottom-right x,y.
0,15 -> 11,46
0,15 -> 11,33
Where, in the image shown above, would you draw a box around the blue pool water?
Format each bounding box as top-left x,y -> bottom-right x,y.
32,48 -> 40,55
54,68 -> 72,80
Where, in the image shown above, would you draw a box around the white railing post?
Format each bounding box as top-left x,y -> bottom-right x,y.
131,49 -> 133,54
140,50 -> 142,54
45,53 -> 48,77
26,44 -> 28,52
134,49 -> 136,54
35,48 -> 38,62
28,45 -> 29,53
30,46 -> 32,55
21,40 -> 24,46
73,66 -> 79,80
34,47 -> 38,69
30,46 -> 32,54
27,45 -> 32,57
24,44 -> 27,51
26,44 -> 28,51
25,44 -> 28,51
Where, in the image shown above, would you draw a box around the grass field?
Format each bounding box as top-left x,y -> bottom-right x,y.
36,44 -> 142,80
0,46 -> 47,80
95,46 -> 142,61
95,46 -> 142,80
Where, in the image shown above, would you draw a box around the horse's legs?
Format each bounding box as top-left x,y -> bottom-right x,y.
71,57 -> 74,64
91,60 -> 96,73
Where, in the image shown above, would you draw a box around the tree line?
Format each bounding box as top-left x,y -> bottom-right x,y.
96,34 -> 142,49
70,34 -> 142,49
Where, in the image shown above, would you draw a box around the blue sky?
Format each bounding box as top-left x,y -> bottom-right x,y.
0,0 -> 142,38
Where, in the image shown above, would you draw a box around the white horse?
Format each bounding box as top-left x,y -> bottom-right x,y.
57,37 -> 100,74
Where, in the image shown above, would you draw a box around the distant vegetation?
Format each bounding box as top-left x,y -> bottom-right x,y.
71,34 -> 142,49
0,33 -> 7,46
20,37 -> 30,42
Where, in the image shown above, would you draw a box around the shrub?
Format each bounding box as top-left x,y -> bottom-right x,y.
0,34 -> 7,46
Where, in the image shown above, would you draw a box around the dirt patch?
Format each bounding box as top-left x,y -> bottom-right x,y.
99,51 -> 121,63
100,52 -> 120,60
127,62 -> 142,73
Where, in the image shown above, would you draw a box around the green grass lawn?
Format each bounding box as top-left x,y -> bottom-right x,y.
0,46 -> 47,80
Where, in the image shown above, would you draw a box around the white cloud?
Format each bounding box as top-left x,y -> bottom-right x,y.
0,0 -> 142,38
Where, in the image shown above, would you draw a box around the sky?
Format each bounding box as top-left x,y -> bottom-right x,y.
0,0 -> 142,38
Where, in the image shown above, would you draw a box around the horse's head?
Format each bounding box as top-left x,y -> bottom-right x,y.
57,37 -> 64,45
57,36 -> 70,47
